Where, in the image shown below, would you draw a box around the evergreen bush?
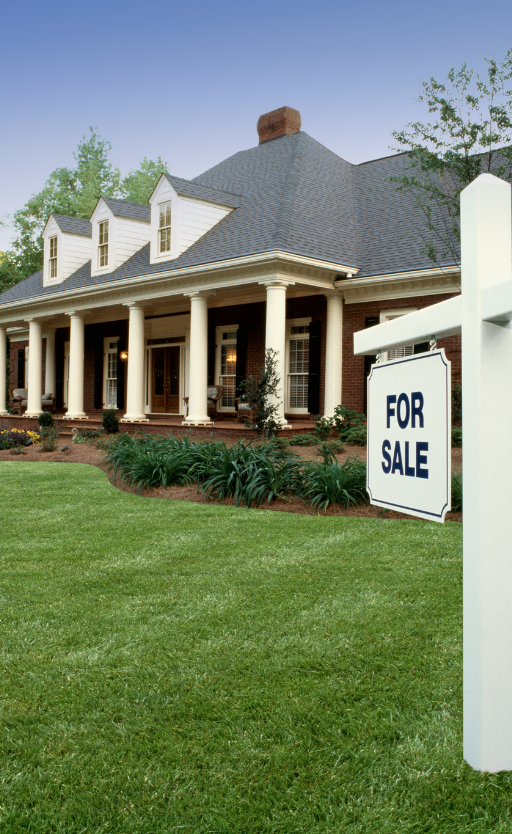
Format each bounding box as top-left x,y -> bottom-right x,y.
102,409 -> 119,434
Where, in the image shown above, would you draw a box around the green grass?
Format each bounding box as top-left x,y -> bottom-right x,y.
0,462 -> 507,832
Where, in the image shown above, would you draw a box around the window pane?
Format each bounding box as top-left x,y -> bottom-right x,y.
289,338 -> 309,374
289,375 -> 308,409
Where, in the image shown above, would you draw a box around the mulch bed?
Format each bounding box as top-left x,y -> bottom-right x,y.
0,438 -> 462,523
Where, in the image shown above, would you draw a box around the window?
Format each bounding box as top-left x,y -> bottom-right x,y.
104,339 -> 118,408
159,202 -> 171,253
49,236 -> 57,279
217,327 -> 238,410
98,221 -> 109,268
379,309 -> 417,360
287,320 -> 310,412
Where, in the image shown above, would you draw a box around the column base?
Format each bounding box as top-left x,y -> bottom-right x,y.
63,414 -> 89,420
0,411 -> 8,416
182,418 -> 211,427
25,411 -> 43,418
120,416 -> 149,423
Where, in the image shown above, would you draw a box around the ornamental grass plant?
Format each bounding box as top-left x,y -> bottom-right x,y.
303,457 -> 368,511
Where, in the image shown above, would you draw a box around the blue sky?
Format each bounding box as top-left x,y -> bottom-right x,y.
1,0 -> 511,250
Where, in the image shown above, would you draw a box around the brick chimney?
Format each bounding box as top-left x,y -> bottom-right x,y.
257,106 -> 302,143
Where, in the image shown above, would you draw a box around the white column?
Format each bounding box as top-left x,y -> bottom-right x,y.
45,328 -> 56,396
461,174 -> 512,771
0,325 -> 8,415
25,319 -> 43,417
260,280 -> 294,427
324,291 -> 343,417
64,313 -> 87,419
183,292 -> 211,426
121,303 -> 148,422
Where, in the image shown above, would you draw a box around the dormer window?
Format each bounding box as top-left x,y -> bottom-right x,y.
49,237 -> 58,279
159,202 -> 171,253
98,221 -> 109,267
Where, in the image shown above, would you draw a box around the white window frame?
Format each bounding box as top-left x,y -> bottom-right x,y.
286,317 -> 311,415
379,308 -> 417,361
98,220 -> 109,268
158,201 -> 172,254
49,236 -> 58,280
103,337 -> 119,409
216,325 -> 239,412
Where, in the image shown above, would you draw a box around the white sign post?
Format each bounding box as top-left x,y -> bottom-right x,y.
354,173 -> 512,773
367,349 -> 451,522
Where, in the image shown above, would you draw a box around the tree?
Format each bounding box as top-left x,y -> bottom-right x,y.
238,348 -> 283,438
1,130 -> 168,289
391,50 -> 512,268
120,157 -> 168,204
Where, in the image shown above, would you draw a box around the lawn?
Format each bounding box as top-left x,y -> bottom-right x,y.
0,462 -> 508,833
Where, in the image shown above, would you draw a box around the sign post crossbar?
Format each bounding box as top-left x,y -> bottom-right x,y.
354,174 -> 512,773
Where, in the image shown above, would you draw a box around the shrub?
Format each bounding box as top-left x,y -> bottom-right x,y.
289,433 -> 317,447
303,458 -> 368,511
106,433 -> 196,489
323,439 -> 345,455
72,427 -> 103,443
331,405 -> 367,442
452,384 -> 462,422
237,348 -> 283,438
451,472 -> 462,512
39,427 -> 59,452
102,409 -> 119,434
313,416 -> 334,442
452,427 -> 462,447
37,411 -> 54,429
197,441 -> 303,508
344,426 -> 367,446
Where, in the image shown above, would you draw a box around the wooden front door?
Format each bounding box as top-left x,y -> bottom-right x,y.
152,346 -> 180,413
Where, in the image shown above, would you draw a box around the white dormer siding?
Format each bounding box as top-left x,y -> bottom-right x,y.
149,175 -> 235,265
90,198 -> 151,278
42,215 -> 93,287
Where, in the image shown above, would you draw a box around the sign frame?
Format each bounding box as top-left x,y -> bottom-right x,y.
366,348 -> 451,522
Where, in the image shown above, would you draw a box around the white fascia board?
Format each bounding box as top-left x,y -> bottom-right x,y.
0,251 -> 358,318
354,295 -> 462,355
338,265 -> 460,291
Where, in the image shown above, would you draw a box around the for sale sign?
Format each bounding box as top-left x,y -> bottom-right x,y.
366,349 -> 451,522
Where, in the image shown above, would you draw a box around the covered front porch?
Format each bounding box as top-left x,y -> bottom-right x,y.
1,254 -> 347,430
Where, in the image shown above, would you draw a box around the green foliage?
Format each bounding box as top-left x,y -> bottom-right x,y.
452,383 -> 462,421
120,157 -> 168,204
37,411 -> 54,429
0,129 -> 168,288
451,471 -> 463,511
303,457 -> 368,511
392,51 -> 512,268
102,409 -> 119,434
106,433 -> 195,489
39,427 -> 58,452
238,348 -> 283,438
343,425 -> 367,446
315,405 -> 367,445
323,438 -> 345,455
452,427 -> 462,448
0,428 -> 39,449
72,426 -> 103,442
289,433 -> 317,447
313,416 -> 334,442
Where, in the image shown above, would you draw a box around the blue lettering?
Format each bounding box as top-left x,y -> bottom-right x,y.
404,441 -> 415,477
381,439 -> 392,473
386,395 -> 396,428
397,393 -> 410,429
411,392 -> 424,428
416,442 -> 429,479
391,441 -> 404,475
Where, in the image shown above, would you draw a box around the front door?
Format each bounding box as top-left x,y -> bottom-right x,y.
152,346 -> 180,413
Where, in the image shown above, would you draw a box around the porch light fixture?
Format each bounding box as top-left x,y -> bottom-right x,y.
120,350 -> 128,361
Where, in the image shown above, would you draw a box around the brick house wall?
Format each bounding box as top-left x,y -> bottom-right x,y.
342,293 -> 462,414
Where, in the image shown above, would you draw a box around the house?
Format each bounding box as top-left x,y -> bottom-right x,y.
0,106 -> 461,429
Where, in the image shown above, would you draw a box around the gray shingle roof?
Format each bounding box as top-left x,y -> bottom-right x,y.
0,131 -> 464,308
102,196 -> 150,222
53,215 -> 92,237
164,174 -> 241,208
